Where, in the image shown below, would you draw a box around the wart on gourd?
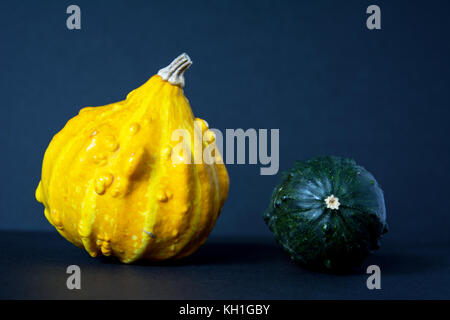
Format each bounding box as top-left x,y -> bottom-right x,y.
35,53 -> 229,263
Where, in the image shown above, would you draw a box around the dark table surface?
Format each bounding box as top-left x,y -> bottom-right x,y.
0,231 -> 449,299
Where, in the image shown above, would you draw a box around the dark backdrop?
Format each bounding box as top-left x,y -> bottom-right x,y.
1,0 -> 449,247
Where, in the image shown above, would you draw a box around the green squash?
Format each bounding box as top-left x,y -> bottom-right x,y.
263,156 -> 387,272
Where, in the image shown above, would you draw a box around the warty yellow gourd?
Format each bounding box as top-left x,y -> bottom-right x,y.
35,53 -> 229,263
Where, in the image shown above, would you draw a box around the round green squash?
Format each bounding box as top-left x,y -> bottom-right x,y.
263,156 -> 387,272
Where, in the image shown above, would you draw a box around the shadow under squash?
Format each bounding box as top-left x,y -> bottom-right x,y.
123,237 -> 284,267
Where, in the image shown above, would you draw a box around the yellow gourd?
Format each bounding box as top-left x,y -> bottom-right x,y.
35,54 -> 229,263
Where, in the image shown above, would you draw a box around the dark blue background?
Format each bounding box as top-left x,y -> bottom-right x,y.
1,0 -> 449,246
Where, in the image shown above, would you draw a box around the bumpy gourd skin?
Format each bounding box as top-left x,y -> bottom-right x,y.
263,156 -> 387,272
35,58 -> 229,263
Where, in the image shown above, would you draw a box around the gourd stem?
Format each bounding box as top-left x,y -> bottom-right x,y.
157,53 -> 192,88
